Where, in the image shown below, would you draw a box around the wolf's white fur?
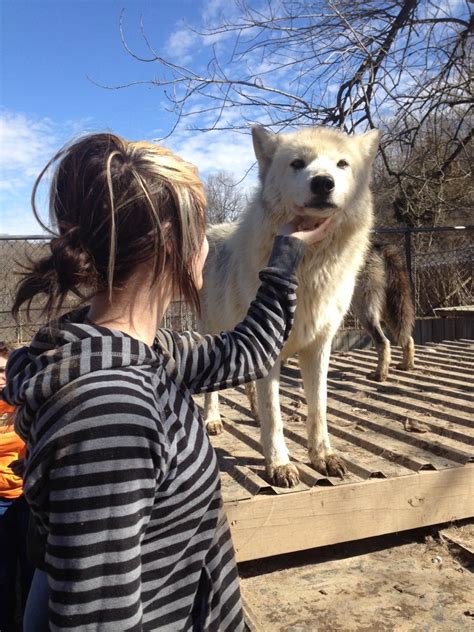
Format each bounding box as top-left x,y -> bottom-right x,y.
200,125 -> 379,487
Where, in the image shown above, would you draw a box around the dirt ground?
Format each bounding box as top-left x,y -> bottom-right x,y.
239,521 -> 474,632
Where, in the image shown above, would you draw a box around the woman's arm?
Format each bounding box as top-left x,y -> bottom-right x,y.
155,235 -> 304,394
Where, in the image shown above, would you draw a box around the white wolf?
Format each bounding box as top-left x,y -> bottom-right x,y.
199,125 -> 379,487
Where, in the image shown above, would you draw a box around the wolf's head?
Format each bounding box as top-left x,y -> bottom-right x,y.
252,126 -> 379,225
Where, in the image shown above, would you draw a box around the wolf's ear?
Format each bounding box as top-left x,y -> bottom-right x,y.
358,129 -> 380,161
252,126 -> 278,179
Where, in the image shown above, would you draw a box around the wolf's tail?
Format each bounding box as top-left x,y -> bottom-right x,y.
378,244 -> 415,345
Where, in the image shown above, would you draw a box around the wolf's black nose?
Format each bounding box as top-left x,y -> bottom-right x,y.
311,175 -> 335,196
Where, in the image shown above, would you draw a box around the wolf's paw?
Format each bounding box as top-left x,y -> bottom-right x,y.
396,362 -> 415,371
310,450 -> 347,479
325,454 -> 348,479
206,419 -> 224,435
367,370 -> 388,382
270,463 -> 300,488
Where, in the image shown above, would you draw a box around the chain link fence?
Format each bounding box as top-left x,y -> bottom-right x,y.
0,235 -> 196,343
373,226 -> 473,318
1,226 -> 472,344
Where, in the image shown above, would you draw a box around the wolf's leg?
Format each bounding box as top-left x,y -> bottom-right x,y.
204,391 -> 223,435
256,359 -> 300,488
299,339 -> 347,479
364,319 -> 391,382
397,336 -> 415,371
244,382 -> 259,421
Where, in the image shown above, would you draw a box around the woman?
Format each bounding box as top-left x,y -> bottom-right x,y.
4,133 -> 332,631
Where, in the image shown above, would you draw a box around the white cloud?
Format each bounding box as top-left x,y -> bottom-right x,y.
0,109 -> 260,236
0,111 -> 61,235
166,126 -> 258,192
166,28 -> 199,64
163,0 -> 243,67
151,94 -> 260,189
0,111 -> 58,179
202,0 -> 229,23
0,110 -> 93,235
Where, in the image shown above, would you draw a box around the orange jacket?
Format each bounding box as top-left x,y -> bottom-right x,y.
0,401 -> 25,499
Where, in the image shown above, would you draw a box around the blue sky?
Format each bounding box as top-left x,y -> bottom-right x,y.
0,0 -> 258,234
2,0 -> 467,234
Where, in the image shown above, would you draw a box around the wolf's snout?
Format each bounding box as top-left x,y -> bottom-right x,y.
311,175 -> 335,196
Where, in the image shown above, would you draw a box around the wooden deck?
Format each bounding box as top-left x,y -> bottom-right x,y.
200,339 -> 474,562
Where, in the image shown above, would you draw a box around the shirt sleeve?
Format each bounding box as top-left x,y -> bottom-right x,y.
154,235 -> 305,395
43,401 -> 165,631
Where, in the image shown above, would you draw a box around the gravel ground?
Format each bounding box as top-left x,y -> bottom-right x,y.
239,522 -> 474,632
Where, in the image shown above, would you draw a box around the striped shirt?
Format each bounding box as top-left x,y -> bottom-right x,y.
4,236 -> 304,631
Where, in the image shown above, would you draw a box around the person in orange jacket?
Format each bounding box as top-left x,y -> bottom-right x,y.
0,341 -> 34,632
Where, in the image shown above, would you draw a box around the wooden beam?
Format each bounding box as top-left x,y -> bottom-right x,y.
226,465 -> 474,563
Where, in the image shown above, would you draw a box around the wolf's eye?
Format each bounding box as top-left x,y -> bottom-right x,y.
290,159 -> 306,170
337,159 -> 349,168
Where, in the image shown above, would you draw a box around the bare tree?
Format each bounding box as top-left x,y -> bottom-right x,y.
115,0 -> 473,225
204,171 -> 247,224
373,115 -> 473,226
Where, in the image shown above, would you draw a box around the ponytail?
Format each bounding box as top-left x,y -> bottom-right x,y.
12,228 -> 95,320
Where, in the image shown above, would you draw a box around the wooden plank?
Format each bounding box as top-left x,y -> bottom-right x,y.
329,401 -> 473,465
438,340 -> 474,354
324,371 -> 474,417
439,527 -> 474,557
327,388 -> 474,444
206,340 -> 474,562
219,395 -> 356,490
226,465 -> 474,562
334,321 -> 473,353
421,318 -> 433,345
455,317 -> 472,339
348,348 -> 474,390
414,319 -> 422,343
325,356 -> 474,401
408,345 -> 474,364
326,406 -> 466,470
440,340 -> 474,351
276,384 -> 465,471
370,348 -> 474,377
434,306 -> 474,317
423,341 -> 474,360
277,393 -> 415,479
329,357 -> 474,397
327,378 -> 474,432
432,318 -> 445,343
445,319 -> 456,340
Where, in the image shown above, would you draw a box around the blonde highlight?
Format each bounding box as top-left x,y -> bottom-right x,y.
105,150 -> 121,300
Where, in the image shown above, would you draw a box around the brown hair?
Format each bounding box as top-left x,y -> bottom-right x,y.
12,133 -> 206,321
0,341 -> 14,358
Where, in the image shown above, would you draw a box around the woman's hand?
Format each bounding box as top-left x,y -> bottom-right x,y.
278,216 -> 334,245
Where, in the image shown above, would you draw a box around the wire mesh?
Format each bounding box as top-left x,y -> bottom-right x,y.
1,227 -> 472,344
411,230 -> 472,316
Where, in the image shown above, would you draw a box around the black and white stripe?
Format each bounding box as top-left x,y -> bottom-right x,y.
4,236 -> 304,631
